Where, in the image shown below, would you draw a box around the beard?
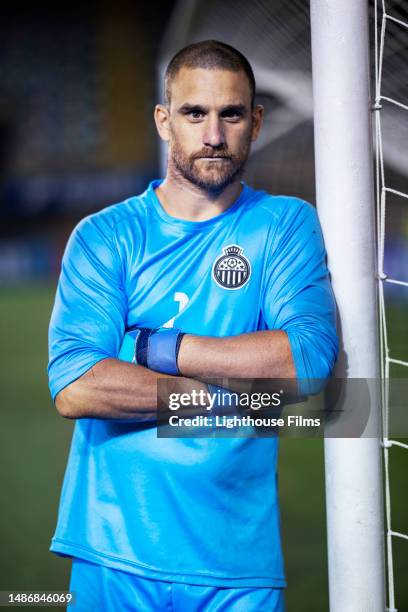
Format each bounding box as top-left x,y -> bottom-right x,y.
169,133 -> 251,195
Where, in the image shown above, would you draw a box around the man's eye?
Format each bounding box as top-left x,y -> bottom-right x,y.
188,111 -> 204,120
221,110 -> 243,121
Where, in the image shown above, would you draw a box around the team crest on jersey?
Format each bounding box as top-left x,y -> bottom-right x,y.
212,245 -> 251,290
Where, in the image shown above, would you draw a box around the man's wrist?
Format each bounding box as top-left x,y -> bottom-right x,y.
120,327 -> 186,376
176,333 -> 197,377
147,327 -> 185,375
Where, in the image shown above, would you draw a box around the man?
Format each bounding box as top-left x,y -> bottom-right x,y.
48,40 -> 338,611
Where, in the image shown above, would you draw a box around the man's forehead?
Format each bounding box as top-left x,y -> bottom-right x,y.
170,66 -> 251,106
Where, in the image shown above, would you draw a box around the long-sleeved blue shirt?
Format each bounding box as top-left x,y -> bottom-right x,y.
48,180 -> 338,587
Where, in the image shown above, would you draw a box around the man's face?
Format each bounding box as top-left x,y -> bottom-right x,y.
160,67 -> 262,193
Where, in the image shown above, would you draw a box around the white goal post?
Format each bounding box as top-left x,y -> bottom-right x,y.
310,2 -> 386,611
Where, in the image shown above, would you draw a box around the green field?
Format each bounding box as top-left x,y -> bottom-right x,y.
0,285 -> 406,611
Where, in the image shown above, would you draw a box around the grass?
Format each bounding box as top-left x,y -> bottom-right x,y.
0,284 -> 406,610
0,284 -> 73,596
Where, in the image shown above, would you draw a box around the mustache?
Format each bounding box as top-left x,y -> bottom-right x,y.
192,150 -> 232,160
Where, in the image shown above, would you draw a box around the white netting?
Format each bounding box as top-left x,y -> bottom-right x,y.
374,1 -> 408,610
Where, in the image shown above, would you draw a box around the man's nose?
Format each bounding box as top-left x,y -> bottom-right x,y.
203,116 -> 225,148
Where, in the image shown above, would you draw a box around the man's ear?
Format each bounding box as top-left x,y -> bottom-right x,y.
251,104 -> 264,142
154,104 -> 171,142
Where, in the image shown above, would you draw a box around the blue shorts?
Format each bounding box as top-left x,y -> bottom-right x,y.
69,558 -> 285,611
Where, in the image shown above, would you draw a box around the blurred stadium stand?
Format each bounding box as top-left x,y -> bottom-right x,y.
0,0 -> 174,281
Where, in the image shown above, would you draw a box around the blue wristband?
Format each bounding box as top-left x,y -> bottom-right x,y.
118,327 -> 184,375
147,328 -> 184,375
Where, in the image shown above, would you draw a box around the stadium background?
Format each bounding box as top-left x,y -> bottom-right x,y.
0,1 -> 406,610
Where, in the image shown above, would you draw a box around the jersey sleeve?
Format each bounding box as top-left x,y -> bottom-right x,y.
47,213 -> 127,401
261,200 -> 338,384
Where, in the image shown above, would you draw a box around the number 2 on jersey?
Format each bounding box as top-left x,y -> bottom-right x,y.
162,292 -> 189,328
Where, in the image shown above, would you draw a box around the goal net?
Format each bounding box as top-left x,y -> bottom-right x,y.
374,1 -> 408,610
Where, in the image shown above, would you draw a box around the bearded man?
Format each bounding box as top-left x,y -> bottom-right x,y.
48,40 -> 338,611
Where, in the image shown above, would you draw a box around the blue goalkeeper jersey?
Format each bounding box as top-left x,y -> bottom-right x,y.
48,180 -> 338,587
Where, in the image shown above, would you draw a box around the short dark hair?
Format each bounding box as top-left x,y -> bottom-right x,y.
164,40 -> 256,108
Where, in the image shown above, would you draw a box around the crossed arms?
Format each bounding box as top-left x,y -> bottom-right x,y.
55,330 -> 295,420
49,203 -> 338,422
